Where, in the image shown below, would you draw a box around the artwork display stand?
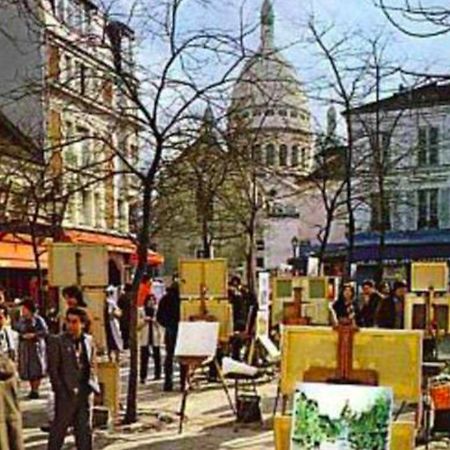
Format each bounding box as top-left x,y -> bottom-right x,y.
178,355 -> 235,433
304,321 -> 378,386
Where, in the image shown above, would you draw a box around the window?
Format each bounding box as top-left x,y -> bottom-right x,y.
417,126 -> 439,166
290,109 -> 298,118
64,55 -> 73,87
81,190 -> 93,226
280,144 -> 288,166
256,239 -> 265,251
301,148 -> 306,168
80,63 -> 86,95
253,145 -> 263,164
256,257 -> 265,269
266,144 -> 275,165
57,0 -> 65,20
266,109 -> 274,116
418,189 -> 439,229
94,191 -> 102,228
279,109 -> 287,117
291,145 -> 299,166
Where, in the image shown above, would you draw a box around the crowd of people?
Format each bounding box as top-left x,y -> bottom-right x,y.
330,279 -> 408,329
0,272 -> 416,450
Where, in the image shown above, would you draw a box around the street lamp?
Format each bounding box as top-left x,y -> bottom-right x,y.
291,236 -> 299,259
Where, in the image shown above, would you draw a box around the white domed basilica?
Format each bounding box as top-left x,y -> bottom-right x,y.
230,0 -> 312,174
229,0 -> 314,270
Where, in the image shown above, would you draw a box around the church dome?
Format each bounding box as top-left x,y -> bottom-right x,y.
230,0 -> 310,134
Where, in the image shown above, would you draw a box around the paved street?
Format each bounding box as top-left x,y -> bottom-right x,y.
21,361 -> 278,450
19,359 -> 450,450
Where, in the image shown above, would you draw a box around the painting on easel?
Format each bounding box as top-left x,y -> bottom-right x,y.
290,383 -> 393,450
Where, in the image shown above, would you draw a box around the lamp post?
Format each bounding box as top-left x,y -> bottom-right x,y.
291,236 -> 299,275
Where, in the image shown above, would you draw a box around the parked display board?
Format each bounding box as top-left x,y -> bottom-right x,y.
179,258 -> 228,298
48,243 -> 108,287
411,262 -> 448,292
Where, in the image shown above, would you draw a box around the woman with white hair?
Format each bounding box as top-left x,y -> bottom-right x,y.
104,286 -> 123,362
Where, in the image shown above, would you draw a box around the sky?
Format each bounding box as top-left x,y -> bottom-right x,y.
122,0 -> 450,130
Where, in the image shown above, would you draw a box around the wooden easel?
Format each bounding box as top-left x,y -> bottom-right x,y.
188,283 -> 217,322
282,287 -> 311,326
178,355 -> 235,433
304,320 -> 378,385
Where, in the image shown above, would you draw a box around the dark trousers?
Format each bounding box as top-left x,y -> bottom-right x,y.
140,346 -> 161,381
164,327 -> 177,389
48,388 -> 92,450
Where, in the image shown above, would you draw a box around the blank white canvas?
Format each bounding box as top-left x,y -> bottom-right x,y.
175,321 -> 219,357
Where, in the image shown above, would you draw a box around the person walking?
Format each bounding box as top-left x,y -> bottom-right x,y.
104,286 -> 123,362
156,283 -> 181,391
359,280 -> 382,327
376,280 -> 407,329
15,299 -> 48,399
47,307 -> 100,450
138,294 -> 162,384
330,284 -> 362,326
0,304 -> 24,450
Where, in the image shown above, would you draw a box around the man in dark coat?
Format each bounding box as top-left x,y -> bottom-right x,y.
47,308 -> 100,450
156,283 -> 181,391
359,280 -> 382,327
376,280 -> 407,329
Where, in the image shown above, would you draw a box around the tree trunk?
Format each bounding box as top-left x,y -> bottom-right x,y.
124,182 -> 152,424
30,231 -> 44,309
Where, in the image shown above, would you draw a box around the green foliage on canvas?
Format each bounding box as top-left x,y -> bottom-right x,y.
292,392 -> 391,450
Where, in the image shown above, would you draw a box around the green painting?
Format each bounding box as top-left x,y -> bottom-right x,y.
290,383 -> 393,450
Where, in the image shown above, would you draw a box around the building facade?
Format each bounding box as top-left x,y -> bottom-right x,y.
350,82 -> 450,281
0,0 -> 142,291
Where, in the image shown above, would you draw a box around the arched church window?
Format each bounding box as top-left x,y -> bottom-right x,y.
266,144 -> 275,165
253,145 -> 263,164
280,144 -> 288,166
301,148 -> 307,167
291,145 -> 299,166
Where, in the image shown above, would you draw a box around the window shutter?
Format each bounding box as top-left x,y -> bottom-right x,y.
47,45 -> 60,80
405,191 -> 418,231
429,127 -> 439,165
417,127 -> 427,166
439,188 -> 450,230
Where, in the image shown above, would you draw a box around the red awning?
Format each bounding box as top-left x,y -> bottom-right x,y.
64,230 -> 164,266
0,234 -> 48,270
130,250 -> 164,267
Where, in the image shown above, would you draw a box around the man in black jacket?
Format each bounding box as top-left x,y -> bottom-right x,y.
156,283 -> 181,391
376,280 -> 407,329
47,308 -> 100,450
360,280 -> 382,327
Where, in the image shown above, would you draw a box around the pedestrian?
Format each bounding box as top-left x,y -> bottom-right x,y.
117,284 -> 132,350
62,285 -> 87,309
376,280 -> 408,329
104,286 -> 123,363
156,283 -> 181,391
47,307 -> 100,450
0,304 -> 24,450
15,299 -> 48,399
359,280 -> 382,327
330,283 -> 362,326
138,294 -> 162,384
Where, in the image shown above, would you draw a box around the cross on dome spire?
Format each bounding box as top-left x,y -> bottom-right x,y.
261,0 -> 274,50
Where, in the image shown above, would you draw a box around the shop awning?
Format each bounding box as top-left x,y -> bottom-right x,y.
63,229 -> 136,254
0,234 -> 48,270
130,250 -> 164,267
63,229 -> 164,266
